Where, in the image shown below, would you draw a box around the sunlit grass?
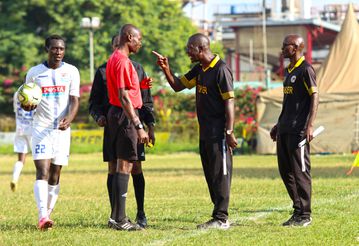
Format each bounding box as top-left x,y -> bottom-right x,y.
0,153 -> 358,245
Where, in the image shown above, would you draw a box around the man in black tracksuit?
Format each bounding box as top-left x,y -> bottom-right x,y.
89,36 -> 155,229
270,34 -> 319,227
154,33 -> 238,230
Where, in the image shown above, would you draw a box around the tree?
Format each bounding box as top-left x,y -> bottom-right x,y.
0,0 -> 197,82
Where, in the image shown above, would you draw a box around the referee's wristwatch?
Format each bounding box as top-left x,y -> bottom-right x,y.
226,129 -> 233,135
135,123 -> 144,130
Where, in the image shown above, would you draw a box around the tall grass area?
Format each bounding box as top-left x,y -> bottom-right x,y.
0,131 -> 198,155
0,153 -> 358,245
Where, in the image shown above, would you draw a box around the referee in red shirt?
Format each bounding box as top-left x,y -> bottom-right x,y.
106,24 -> 149,231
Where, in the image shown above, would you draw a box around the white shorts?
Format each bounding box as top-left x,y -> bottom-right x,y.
32,126 -> 71,165
14,134 -> 32,154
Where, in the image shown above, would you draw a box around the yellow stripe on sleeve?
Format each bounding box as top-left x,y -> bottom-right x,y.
221,91 -> 234,100
308,86 -> 318,96
304,79 -> 318,96
180,76 -> 196,89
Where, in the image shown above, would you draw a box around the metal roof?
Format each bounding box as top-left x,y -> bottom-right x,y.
219,18 -> 341,32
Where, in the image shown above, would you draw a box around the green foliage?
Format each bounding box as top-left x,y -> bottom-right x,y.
210,41 -> 225,58
0,0 -> 197,82
152,89 -> 198,142
0,153 -> 358,245
234,86 -> 264,153
0,0 -> 201,120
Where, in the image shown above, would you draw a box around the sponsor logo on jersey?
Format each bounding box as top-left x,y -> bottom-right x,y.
283,86 -> 293,94
290,76 -> 296,83
42,86 -> 66,96
197,84 -> 208,94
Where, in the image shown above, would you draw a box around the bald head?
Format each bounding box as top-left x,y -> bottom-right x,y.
284,34 -> 305,52
120,24 -> 141,38
188,33 -> 210,51
118,24 -> 142,54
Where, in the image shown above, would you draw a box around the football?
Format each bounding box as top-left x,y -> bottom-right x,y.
17,82 -> 43,106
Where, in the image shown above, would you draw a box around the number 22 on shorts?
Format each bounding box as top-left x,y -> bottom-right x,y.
35,144 -> 45,154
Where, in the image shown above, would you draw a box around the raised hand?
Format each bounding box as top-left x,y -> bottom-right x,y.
152,50 -> 169,70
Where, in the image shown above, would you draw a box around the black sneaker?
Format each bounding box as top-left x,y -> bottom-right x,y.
282,213 -> 299,226
293,217 -> 312,227
108,217 -> 143,231
197,219 -> 230,230
135,212 -> 147,228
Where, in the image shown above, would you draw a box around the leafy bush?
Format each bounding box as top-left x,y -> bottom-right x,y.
234,86 -> 264,153
153,89 -> 198,143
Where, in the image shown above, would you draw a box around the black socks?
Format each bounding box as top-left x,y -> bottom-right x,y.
132,172 -> 145,214
111,173 -> 129,222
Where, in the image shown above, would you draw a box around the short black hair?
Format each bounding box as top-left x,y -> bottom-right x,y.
111,35 -> 117,44
45,34 -> 65,51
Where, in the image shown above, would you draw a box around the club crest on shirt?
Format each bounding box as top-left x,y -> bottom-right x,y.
60,73 -> 70,83
290,76 -> 296,83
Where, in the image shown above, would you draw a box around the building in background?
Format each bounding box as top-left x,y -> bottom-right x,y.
183,0 -> 359,88
182,0 -> 211,35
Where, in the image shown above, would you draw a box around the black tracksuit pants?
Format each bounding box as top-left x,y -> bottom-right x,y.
277,133 -> 312,218
199,138 -> 232,222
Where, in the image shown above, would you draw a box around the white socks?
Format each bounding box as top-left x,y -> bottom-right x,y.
47,184 -> 60,216
12,161 -> 24,182
34,180 -> 48,220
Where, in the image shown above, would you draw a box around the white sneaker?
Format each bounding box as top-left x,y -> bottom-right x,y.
197,219 -> 230,230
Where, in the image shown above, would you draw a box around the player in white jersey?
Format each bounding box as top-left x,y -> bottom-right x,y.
22,35 -> 80,230
10,91 -> 35,192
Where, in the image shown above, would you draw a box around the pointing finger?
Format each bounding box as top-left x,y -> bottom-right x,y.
152,50 -> 164,58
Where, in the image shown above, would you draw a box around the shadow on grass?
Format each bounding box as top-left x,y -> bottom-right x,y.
0,222 -> 110,232
241,208 -> 288,213
0,223 -> 37,232
0,166 -> 355,179
55,222 -> 108,229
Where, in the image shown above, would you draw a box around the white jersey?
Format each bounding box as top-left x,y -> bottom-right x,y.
13,92 -> 34,136
25,62 -> 80,129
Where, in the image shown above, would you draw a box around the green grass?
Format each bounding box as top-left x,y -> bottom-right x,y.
0,153 -> 358,245
0,138 -> 198,155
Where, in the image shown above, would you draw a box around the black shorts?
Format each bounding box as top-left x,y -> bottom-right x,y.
107,105 -> 144,162
103,124 -> 145,162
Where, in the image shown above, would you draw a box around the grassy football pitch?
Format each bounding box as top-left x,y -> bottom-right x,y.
0,153 -> 358,245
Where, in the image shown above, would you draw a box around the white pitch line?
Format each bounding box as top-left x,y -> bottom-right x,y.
146,192 -> 359,245
146,207 -> 284,246
147,230 -> 208,246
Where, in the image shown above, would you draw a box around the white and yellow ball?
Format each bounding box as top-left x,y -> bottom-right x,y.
17,82 -> 43,106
